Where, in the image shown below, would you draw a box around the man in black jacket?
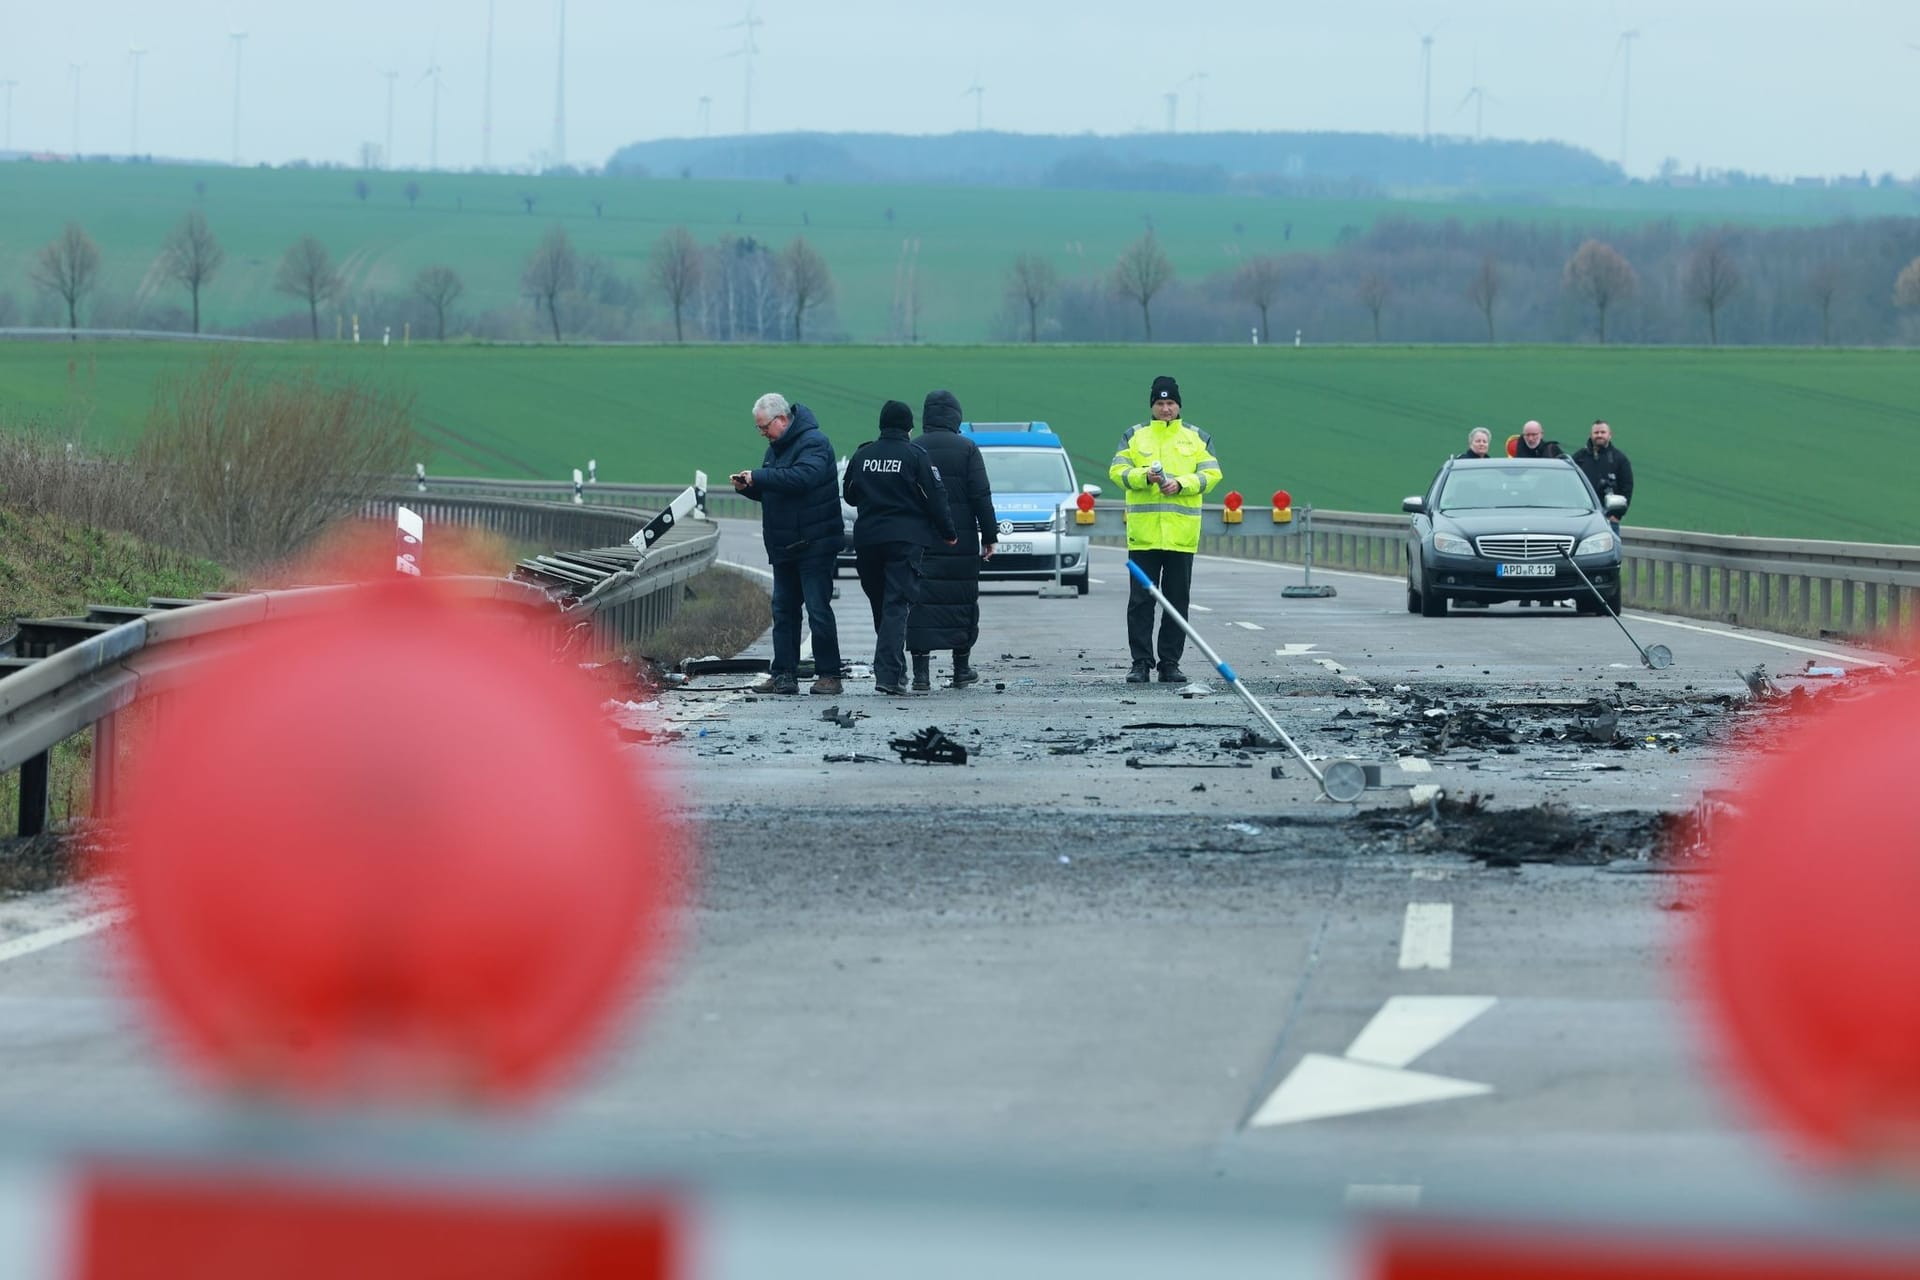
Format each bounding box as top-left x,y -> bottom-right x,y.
843,400 -> 957,696
1573,419 -> 1635,530
732,392 -> 845,696
906,390 -> 997,690
1512,419 -> 1565,459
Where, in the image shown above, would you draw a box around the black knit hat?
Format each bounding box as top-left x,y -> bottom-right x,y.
1150,375 -> 1182,407
879,399 -> 914,433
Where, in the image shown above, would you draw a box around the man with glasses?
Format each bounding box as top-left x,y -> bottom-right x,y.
731,393 -> 846,695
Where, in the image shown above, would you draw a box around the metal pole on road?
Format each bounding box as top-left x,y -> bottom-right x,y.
1124,560 -> 1365,802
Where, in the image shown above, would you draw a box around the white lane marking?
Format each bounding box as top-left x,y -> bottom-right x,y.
0,911 -> 125,965
1345,1184 -> 1423,1209
1397,904 -> 1453,971
1230,621 -> 1265,631
1190,604 -> 1214,613
1088,577 -> 1106,585
1250,1054 -> 1491,1127
1311,657 -> 1347,674
1276,643 -> 1319,655
1398,757 -> 1433,773
1344,995 -> 1494,1068
1410,868 -> 1450,881
1622,614 -> 1889,668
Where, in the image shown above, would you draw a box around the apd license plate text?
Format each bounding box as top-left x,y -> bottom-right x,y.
1496,562 -> 1557,578
998,541 -> 1034,556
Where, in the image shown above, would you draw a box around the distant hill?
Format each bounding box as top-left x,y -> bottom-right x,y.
605,130 -> 1622,194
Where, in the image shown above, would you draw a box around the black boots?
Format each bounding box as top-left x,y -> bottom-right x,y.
951,649 -> 980,688
911,653 -> 932,692
1127,661 -> 1152,683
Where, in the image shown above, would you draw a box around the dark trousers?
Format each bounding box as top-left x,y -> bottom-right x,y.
769,551 -> 842,679
856,542 -> 924,689
1126,548 -> 1194,669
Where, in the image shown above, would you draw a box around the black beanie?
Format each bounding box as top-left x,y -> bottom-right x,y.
879,399 -> 914,434
1150,375 -> 1182,407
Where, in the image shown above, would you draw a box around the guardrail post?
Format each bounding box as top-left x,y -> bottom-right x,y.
93,714 -> 118,821
17,750 -> 49,838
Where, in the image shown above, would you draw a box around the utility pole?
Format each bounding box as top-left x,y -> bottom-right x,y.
229,31 -> 247,165
383,70 -> 398,169
129,46 -> 146,156
551,0 -> 567,166
1619,30 -> 1639,174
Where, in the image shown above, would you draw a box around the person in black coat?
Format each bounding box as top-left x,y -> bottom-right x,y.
843,400 -> 956,696
905,390 -> 997,689
1512,419 -> 1565,459
1456,427 -> 1493,460
731,393 -> 845,696
1573,419 -> 1635,529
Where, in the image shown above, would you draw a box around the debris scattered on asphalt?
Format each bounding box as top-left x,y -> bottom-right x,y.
821,705 -> 863,728
680,657 -> 770,676
1177,683 -> 1212,698
1736,664 -> 1778,700
890,725 -> 969,765
1803,665 -> 1847,678
1124,757 -> 1252,770
1225,822 -> 1264,835
823,752 -> 889,764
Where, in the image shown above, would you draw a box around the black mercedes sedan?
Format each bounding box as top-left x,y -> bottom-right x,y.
1403,458 -> 1628,615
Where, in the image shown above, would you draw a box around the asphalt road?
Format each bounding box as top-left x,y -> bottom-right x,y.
0,519 -> 1896,1218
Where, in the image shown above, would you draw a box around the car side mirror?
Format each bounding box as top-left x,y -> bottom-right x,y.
1082,483 -> 1102,497
1604,495 -> 1628,516
1402,496 -> 1426,514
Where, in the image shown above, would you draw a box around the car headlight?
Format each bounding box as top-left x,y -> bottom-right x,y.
1432,532 -> 1473,556
1575,531 -> 1618,556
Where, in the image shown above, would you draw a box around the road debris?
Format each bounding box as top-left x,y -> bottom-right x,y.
823,752 -> 889,764
821,705 -> 864,728
889,726 -> 969,765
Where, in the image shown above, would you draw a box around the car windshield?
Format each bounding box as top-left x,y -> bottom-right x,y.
981,448 -> 1074,493
1440,466 -> 1593,512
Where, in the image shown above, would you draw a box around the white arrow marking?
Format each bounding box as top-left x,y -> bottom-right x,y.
1249,1054 -> 1491,1127
1397,904 -> 1453,971
1190,604 -> 1214,613
1275,643 -> 1318,655
1345,995 -> 1494,1067
1311,657 -> 1347,674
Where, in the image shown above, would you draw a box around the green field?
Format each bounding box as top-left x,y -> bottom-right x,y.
4,341 -> 1916,543
2,161 -> 1901,345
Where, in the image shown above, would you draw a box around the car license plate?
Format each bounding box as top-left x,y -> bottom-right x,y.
998,541 -> 1033,556
1496,562 -> 1556,578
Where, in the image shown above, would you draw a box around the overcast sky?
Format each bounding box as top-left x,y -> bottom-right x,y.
3,1 -> 1915,179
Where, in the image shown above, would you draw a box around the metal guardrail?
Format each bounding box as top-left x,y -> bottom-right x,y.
2,492 -> 722,838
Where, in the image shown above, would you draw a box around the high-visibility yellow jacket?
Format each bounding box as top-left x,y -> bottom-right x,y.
1108,418 -> 1222,552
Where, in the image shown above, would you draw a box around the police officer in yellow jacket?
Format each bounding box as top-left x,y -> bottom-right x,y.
1109,375 -> 1223,683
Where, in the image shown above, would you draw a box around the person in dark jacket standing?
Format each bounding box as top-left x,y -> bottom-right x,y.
905,389 -> 997,690
843,400 -> 957,696
731,392 -> 845,696
1573,419 -> 1634,530
1456,427 -> 1493,459
1510,419 -> 1565,459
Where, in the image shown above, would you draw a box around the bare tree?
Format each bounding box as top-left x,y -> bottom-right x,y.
404,180 -> 421,209
521,226 -> 578,342
1895,256 -> 1920,312
1111,232 -> 1174,341
1007,253 -> 1059,343
161,210 -> 225,335
649,227 -> 703,343
1232,255 -> 1284,343
1805,261 -> 1843,346
274,235 -> 342,340
31,222 -> 102,339
778,237 -> 833,342
1563,239 -> 1637,344
1357,272 -> 1392,341
412,265 -> 464,341
1682,233 -> 1742,346
1467,254 -> 1500,342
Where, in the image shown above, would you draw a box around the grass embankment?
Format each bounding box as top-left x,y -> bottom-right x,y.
5,161 -> 1899,344
6,343 -> 1917,542
627,567 -> 773,672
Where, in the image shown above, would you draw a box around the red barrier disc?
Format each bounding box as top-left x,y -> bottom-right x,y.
115,583 -> 683,1103
1698,669 -> 1920,1160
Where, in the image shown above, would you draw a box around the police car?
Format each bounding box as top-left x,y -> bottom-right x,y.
963,421 -> 1094,595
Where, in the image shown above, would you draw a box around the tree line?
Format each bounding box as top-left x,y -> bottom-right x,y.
999,217 -> 1920,346
11,214 -> 842,344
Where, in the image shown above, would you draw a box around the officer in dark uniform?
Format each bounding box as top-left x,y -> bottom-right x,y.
842,400 -> 957,696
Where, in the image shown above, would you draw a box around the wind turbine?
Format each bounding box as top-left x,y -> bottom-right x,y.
0,80 -> 16,151
962,78 -> 984,132
1416,27 -> 1441,142
1187,70 -> 1209,132
721,6 -> 763,135
482,0 -> 495,167
382,69 -> 398,169
1163,90 -> 1177,133
551,0 -> 567,167
128,46 -> 146,156
420,52 -> 444,170
698,94 -> 711,136
228,31 -> 246,164
1457,60 -> 1495,142
1618,29 -> 1640,173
